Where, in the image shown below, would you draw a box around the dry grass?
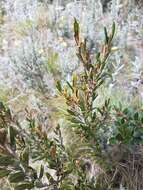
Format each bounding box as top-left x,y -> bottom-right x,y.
99,144 -> 143,189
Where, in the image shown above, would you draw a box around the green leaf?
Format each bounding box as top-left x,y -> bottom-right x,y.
14,181 -> 34,190
9,126 -> 17,149
120,118 -> 125,124
123,108 -> 129,115
74,18 -> 79,34
20,147 -> 29,167
104,27 -> 109,44
56,81 -> 62,92
96,52 -> 101,60
97,108 -> 104,116
0,155 -> 17,166
46,172 -> 55,184
67,109 -> 76,116
105,98 -> 110,108
8,170 -> 25,183
94,80 -> 104,91
0,168 -> 11,178
69,117 -> 83,124
134,112 -> 139,120
109,137 -> 117,145
79,98 -> 86,112
110,21 -> 116,41
0,128 -> 7,145
39,165 -> 44,179
66,81 -> 74,92
92,92 -> 98,101
48,160 -> 57,169
74,18 -> 79,44
29,119 -> 35,129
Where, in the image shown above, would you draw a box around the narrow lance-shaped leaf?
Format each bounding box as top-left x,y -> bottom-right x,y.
39,164 -> 44,179
0,128 -> 7,145
74,18 -> 80,45
0,168 -> 11,178
14,181 -> 34,190
8,170 -> 25,183
9,126 -> 17,150
67,109 -> 76,116
20,147 -> 29,167
72,73 -> 78,87
109,22 -> 116,42
96,52 -> 101,61
104,27 -> 109,44
46,172 -> 55,184
56,81 -> 62,93
0,155 -> 17,166
66,81 -> 74,92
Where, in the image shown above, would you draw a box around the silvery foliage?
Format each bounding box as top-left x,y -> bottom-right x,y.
0,0 -> 143,99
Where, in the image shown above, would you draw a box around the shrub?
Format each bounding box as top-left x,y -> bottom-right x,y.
0,19 -> 143,190
59,19 -> 143,189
